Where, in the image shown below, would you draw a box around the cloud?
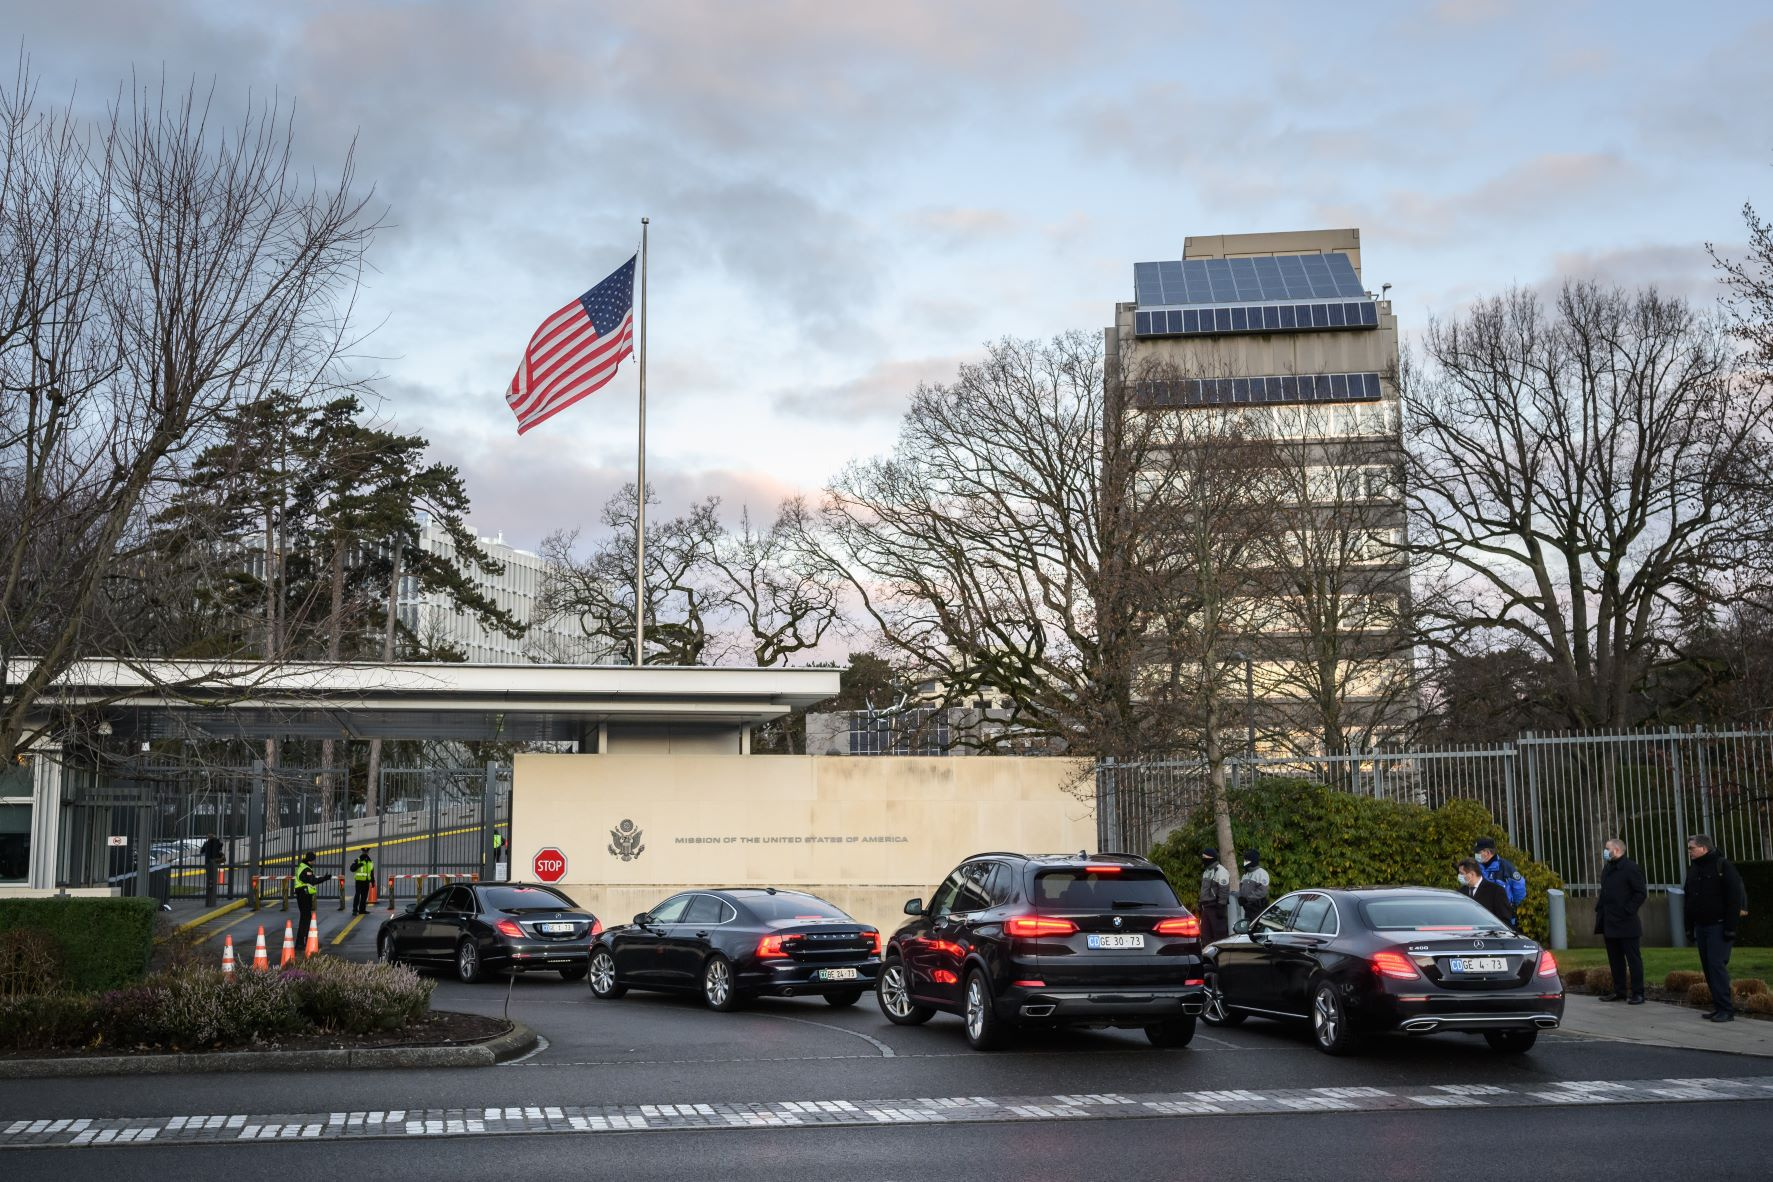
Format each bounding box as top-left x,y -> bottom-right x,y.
1544,242 -> 1730,306
772,354 -> 977,421
902,206 -> 1021,249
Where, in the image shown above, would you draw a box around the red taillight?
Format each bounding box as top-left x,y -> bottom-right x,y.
756,934 -> 789,959
1537,950 -> 1559,977
1371,950 -> 1419,980
1184,978 -> 1204,986
590,918 -> 603,938
1083,864 -> 1123,874
1155,916 -> 1202,938
1006,916 -> 1079,937
865,929 -> 882,957
494,919 -> 524,938
933,969 -> 958,984
1012,979 -> 1045,987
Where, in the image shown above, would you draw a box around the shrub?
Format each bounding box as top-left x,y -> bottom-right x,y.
1743,992 -> 1773,1017
1666,970 -> 1705,993
1687,983 -> 1713,1008
1149,778 -> 1564,941
1584,968 -> 1614,996
285,957 -> 432,1035
0,928 -> 64,997
0,993 -> 97,1050
1562,967 -> 1589,988
0,898 -> 155,991
1733,978 -> 1769,998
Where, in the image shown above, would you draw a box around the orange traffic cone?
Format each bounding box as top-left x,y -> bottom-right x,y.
367,880 -> 377,905
252,925 -> 270,971
304,917 -> 320,958
279,920 -> 295,966
221,935 -> 236,977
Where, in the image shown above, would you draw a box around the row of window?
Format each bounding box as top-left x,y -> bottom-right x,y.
1134,300 -> 1379,338
1137,372 -> 1384,408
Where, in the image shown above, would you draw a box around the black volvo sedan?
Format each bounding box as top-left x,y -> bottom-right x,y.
376,882 -> 601,983
1203,886 -> 1564,1055
587,888 -> 882,1011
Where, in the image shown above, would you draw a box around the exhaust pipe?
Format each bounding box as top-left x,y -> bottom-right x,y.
1400,1018 -> 1440,1033
1020,1003 -> 1056,1019
781,987 -> 796,998
1181,1001 -> 1205,1016
1534,1016 -> 1558,1028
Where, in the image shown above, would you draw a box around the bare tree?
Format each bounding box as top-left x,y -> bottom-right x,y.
0,66 -> 379,763
1401,282 -> 1771,729
709,499 -> 843,668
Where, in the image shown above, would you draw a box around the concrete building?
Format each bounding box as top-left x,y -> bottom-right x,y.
1106,228 -> 1414,751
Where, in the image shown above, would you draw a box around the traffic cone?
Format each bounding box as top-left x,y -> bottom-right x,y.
252,925 -> 270,971
279,920 -> 295,966
221,935 -> 236,977
304,917 -> 320,958
367,880 -> 377,905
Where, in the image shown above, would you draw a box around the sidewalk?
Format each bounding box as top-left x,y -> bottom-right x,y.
1558,992 -> 1773,1057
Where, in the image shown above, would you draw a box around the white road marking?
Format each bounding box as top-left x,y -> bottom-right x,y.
753,1012 -> 898,1057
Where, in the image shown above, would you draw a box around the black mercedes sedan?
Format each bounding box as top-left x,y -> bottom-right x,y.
376,882 -> 600,983
880,851 -> 1208,1051
1203,886 -> 1564,1055
587,888 -> 882,1011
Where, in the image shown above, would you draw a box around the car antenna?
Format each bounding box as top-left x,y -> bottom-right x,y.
765,886 -> 777,894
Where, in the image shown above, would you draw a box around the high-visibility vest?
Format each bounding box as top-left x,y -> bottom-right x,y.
492,832 -> 504,850
352,857 -> 374,882
295,862 -> 318,896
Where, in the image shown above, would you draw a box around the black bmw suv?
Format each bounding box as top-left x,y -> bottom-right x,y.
879,851 -> 1208,1050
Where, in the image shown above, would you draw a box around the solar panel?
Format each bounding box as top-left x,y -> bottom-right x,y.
1133,251 -> 1367,306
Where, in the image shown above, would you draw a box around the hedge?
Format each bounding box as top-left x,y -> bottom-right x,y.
1736,861 -> 1772,947
0,897 -> 157,992
1149,777 -> 1564,942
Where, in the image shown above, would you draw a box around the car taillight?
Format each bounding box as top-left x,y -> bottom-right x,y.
865,929 -> 882,957
1371,950 -> 1419,980
756,934 -> 790,959
1083,864 -> 1123,874
494,919 -> 525,938
1006,916 -> 1078,937
1155,916 -> 1201,937
1537,950 -> 1559,977
590,918 -> 603,938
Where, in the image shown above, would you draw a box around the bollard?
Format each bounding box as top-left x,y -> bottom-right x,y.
1668,887 -> 1687,948
281,877 -> 290,912
387,874 -> 397,913
1546,888 -> 1567,951
337,874 -> 347,911
250,875 -> 260,911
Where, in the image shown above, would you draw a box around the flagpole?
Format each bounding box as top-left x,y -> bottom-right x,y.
634,217 -> 648,666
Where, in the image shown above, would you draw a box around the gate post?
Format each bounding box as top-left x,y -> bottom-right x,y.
248,760 -> 265,907
481,762 -> 499,881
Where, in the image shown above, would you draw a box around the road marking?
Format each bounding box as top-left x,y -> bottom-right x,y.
173,899 -> 248,934
331,914 -> 367,946
5,1075 -> 1771,1148
758,1012 -> 897,1058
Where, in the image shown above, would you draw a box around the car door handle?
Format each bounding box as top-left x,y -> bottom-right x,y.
695,930 -> 709,938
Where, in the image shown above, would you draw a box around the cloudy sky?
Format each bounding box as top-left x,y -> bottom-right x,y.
16,1 -> 1773,551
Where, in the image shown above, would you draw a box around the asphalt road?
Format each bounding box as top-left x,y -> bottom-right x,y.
5,955 -> 1772,1179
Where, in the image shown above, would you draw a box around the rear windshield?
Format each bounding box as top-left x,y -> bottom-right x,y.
483,885 -> 577,911
1035,869 -> 1179,909
1358,895 -> 1507,931
741,894 -> 854,923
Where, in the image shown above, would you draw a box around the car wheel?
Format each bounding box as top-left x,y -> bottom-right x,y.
559,965 -> 588,982
702,954 -> 741,1012
963,969 -> 1007,1051
1145,1015 -> 1198,1048
876,957 -> 935,1026
1310,983 -> 1360,1056
823,989 -> 863,1008
455,939 -> 483,984
587,948 -> 626,999
1201,971 -> 1245,1027
1484,1029 -> 1538,1054
378,932 -> 400,967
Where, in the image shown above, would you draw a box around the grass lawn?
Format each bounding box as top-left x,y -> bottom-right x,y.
1557,945 -> 1773,983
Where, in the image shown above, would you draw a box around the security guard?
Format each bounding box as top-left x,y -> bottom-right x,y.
294,851 -> 321,945
1199,848 -> 1232,943
492,828 -> 506,880
349,848 -> 376,915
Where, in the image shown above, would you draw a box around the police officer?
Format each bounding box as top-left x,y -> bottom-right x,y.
1472,837 -> 1526,929
492,827 -> 506,880
293,852 -> 321,945
1236,849 -> 1270,926
200,833 -> 225,907
349,848 -> 376,915
1199,848 -> 1232,943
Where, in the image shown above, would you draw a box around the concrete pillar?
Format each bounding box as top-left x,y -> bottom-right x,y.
27,747 -> 64,890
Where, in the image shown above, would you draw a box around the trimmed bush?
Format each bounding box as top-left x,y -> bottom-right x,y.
1687,983 -> 1713,1008
0,928 -> 64,997
0,898 -> 155,991
283,957 -> 432,1035
1743,993 -> 1773,1016
1666,970 -> 1705,993
0,993 -> 98,1051
1562,967 -> 1589,988
1150,778 -> 1564,941
1584,968 -> 1614,996
1732,978 -> 1769,998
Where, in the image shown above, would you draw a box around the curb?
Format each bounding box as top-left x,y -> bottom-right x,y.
0,1018 -> 538,1079
172,898 -> 248,935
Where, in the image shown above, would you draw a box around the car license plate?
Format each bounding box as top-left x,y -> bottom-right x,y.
819,968 -> 859,981
539,922 -> 574,934
1448,956 -> 1508,973
1086,934 -> 1146,950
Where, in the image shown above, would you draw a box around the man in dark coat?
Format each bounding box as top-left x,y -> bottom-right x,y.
1683,834 -> 1749,1022
1457,860 -> 1513,925
1594,837 -> 1648,1004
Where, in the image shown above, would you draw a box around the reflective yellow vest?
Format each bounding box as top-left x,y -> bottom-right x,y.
352,856 -> 375,882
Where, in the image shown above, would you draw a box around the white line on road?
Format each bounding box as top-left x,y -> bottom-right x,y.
754,1013 -> 898,1057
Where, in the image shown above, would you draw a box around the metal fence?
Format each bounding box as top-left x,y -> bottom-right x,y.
1098,727 -> 1773,893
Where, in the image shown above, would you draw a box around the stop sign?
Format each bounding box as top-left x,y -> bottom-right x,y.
532,847 -> 568,883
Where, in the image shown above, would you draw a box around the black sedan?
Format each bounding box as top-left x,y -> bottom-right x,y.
376,882 -> 601,983
1203,886 -> 1563,1055
587,888 -> 882,1011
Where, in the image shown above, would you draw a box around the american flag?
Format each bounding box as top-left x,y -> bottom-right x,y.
506,254 -> 637,434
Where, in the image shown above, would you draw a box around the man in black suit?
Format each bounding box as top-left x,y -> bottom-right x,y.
1594,837 -> 1648,1004
1457,859 -> 1514,926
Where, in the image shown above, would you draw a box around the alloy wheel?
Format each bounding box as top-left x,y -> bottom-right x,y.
704,958 -> 731,1008
1313,988 -> 1338,1045
589,951 -> 616,994
379,935 -> 398,965
965,977 -> 987,1040
457,941 -> 479,983
881,963 -> 913,1018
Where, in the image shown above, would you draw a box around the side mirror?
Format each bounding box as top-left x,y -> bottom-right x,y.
1232,919 -> 1251,935
632,912 -> 653,927
903,897 -> 924,916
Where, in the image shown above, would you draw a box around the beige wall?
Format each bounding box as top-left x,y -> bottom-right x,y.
512,754 -> 1095,935
1184,227 -> 1362,271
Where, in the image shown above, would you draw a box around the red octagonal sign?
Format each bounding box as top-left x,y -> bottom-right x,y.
532,847 -> 568,883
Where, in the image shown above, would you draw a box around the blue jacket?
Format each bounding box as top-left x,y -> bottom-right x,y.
1479,854 -> 1527,912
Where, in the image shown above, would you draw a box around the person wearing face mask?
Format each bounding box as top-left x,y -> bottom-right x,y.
1592,838 -> 1647,1003
1198,848 -> 1231,943
1456,859 -> 1514,926
1235,849 -> 1270,926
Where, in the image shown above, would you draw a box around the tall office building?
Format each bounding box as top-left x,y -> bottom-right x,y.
1105,228 -> 1413,751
